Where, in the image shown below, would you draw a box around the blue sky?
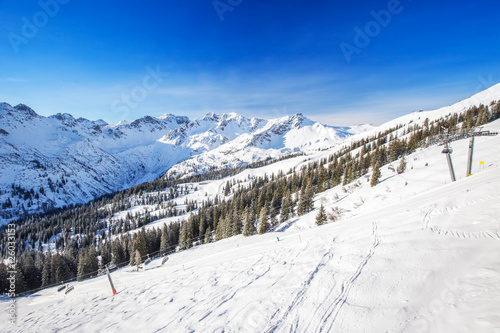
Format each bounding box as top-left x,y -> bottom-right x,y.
1,0 -> 499,126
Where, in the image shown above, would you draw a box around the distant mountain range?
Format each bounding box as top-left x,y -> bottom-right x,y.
0,103 -> 370,220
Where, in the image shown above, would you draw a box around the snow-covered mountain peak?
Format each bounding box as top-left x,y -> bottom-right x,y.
50,112 -> 77,127
158,113 -> 174,120
94,119 -> 108,127
220,112 -> 244,121
130,115 -> 163,128
290,112 -> 305,121
157,113 -> 190,124
267,113 -> 314,128
13,104 -> 38,117
202,112 -> 220,122
261,112 -> 314,135
111,120 -> 131,127
0,103 -> 39,120
0,102 -> 12,112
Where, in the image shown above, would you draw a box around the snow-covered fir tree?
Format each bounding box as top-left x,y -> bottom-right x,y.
316,204 -> 327,226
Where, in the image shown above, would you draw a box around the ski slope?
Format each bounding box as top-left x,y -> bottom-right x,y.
4,118 -> 500,332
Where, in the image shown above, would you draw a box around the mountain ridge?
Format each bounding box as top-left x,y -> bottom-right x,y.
0,105 -> 366,222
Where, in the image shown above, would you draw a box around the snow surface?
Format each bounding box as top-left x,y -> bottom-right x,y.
4,115 -> 500,332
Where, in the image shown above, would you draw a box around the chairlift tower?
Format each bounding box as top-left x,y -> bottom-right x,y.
442,142 -> 456,182
466,136 -> 474,177
436,126 -> 498,182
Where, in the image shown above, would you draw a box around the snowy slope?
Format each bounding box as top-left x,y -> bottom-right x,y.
0,106 -> 366,222
5,119 -> 500,333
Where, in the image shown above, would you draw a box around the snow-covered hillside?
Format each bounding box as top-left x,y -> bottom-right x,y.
5,116 -> 500,332
0,106 -> 367,222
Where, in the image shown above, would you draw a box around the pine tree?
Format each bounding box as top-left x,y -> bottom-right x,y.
135,227 -> 148,258
315,204 -> 327,226
479,107 -> 491,125
41,252 -> 52,286
19,252 -> 38,290
298,181 -> 315,215
280,193 -> 292,222
231,209 -> 242,236
317,167 -> 328,192
129,240 -> 136,266
305,182 -> 315,212
14,267 -> 28,294
204,226 -> 212,243
160,224 -> 170,255
242,207 -> 255,236
371,162 -> 381,187
332,163 -> 342,187
223,214 -> 232,238
215,216 -> 225,241
51,253 -> 70,284
257,206 -> 269,234
342,165 -> 353,186
99,242 -> 112,268
179,222 -> 192,250
111,238 -> 126,267
198,216 -> 206,241
77,248 -> 99,281
397,156 -> 406,174
297,184 -> 307,216
135,249 -> 142,271
77,252 -> 86,281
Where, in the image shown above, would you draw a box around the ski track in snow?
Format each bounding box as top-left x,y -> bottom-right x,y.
263,221 -> 380,333
422,195 -> 500,241
428,227 -> 500,240
317,221 -> 380,333
264,240 -> 336,332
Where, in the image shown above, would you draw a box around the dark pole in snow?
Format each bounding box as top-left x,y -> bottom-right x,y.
443,142 -> 456,182
466,136 -> 474,177
107,267 -> 116,296
446,152 -> 456,182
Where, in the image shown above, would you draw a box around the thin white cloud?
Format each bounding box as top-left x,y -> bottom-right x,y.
1,77 -> 27,82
